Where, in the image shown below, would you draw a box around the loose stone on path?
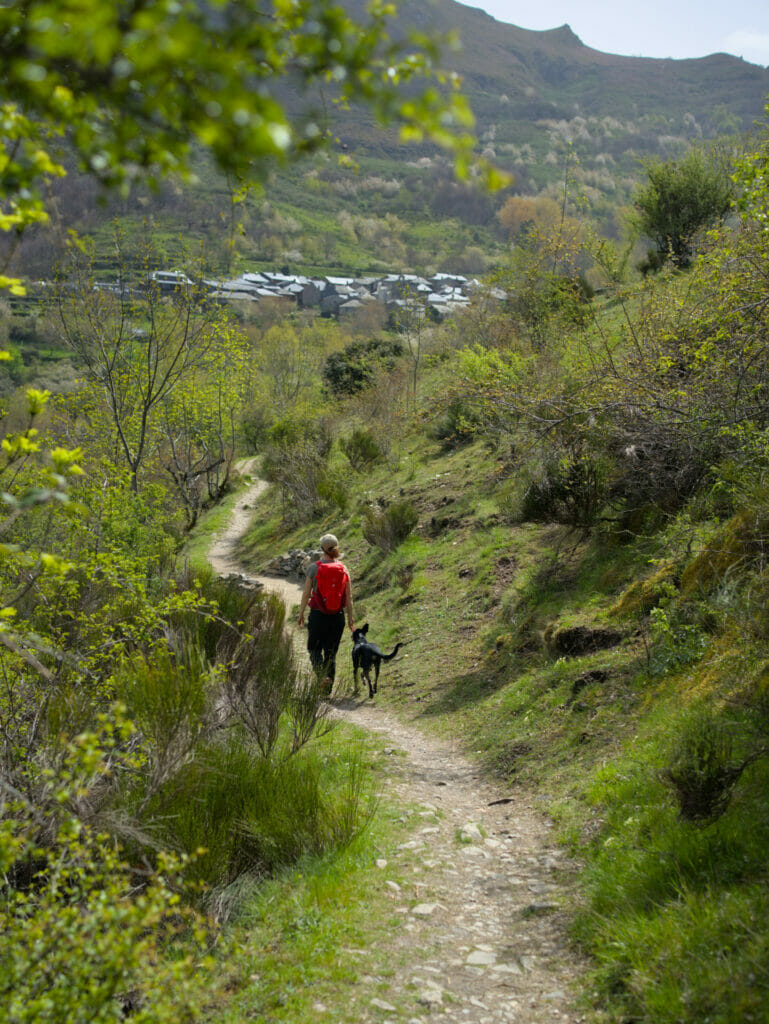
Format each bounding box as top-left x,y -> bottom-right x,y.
327,702 -> 586,1023
411,902 -> 440,916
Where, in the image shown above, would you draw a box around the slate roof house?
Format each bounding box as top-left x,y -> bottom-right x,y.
163,266 -> 501,321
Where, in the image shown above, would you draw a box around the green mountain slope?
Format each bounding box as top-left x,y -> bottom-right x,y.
331,0 -> 769,208
11,0 -> 769,281
345,0 -> 769,132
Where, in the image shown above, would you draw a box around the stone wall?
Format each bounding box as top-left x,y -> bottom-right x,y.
263,548 -> 322,580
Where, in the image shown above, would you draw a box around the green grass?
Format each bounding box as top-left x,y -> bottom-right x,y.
141,726 -> 377,898
571,728 -> 769,1022
201,725 -> 441,1024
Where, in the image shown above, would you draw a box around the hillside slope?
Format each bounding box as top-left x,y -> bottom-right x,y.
10,0 -> 767,285
338,0 -> 769,166
234,200 -> 769,1020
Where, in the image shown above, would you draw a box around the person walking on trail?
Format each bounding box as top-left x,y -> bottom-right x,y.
298,533 -> 354,695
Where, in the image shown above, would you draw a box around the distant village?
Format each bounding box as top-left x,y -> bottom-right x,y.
149,269 -> 506,322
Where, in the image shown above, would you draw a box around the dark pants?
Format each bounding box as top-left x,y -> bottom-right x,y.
307,609 -> 345,683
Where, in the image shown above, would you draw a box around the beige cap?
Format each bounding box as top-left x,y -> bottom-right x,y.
319,533 -> 339,552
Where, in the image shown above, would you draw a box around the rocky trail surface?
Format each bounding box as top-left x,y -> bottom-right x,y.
207,469 -> 587,1023
207,461 -> 306,609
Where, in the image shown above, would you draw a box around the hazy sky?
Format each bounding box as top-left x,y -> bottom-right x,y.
471,1 -> 769,65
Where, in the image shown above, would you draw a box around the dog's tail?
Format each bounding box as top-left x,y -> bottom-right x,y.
382,641 -> 409,661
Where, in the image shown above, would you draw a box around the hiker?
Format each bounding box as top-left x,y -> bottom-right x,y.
297,533 -> 354,694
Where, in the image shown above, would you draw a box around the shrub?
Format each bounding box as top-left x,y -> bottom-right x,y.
607,432 -> 713,521
322,337 -> 403,396
633,146 -> 734,268
168,565 -> 266,663
144,733 -> 371,909
647,606 -> 709,677
362,498 -> 418,552
261,415 -> 336,521
166,577 -> 327,760
316,464 -> 350,513
0,344 -> 27,393
8,315 -> 46,348
520,450 -> 609,528
240,401 -> 274,453
340,428 -> 382,471
112,643 -> 214,804
430,396 -> 482,449
0,727 -> 203,1023
216,595 -> 328,759
37,569 -> 346,923
662,711 -> 749,822
0,818 -> 203,1023
526,274 -> 593,329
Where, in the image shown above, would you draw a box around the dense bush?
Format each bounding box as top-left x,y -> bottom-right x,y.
0,343 -> 26,392
362,498 -> 418,552
508,273 -> 594,339
7,315 -> 47,349
146,734 -> 371,903
633,145 -> 734,268
322,337 -> 403,396
0,722 -> 204,1023
520,449 -> 609,529
4,568 -> 365,928
240,400 -> 274,453
430,396 -> 483,449
662,710 -> 748,822
340,427 -> 383,470
261,414 -> 341,521
1,445 -> 367,1017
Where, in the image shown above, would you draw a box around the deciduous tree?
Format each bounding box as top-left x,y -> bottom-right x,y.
632,146 -> 735,269
54,238 -> 235,492
161,320 -> 251,528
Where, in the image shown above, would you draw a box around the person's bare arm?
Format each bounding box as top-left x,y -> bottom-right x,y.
297,576 -> 313,627
345,578 -> 354,631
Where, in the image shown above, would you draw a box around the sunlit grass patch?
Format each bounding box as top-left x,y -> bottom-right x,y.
205,729 -> 435,1024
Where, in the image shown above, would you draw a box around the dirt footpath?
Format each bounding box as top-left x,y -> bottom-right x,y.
207,465 -> 306,611
208,473 -> 586,1023
322,698 -> 586,1023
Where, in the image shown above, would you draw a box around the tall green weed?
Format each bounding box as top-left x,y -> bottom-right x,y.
144,732 -> 375,918
576,705 -> 769,1023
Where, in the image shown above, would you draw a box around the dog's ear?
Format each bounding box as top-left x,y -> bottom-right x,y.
362,622 -> 369,634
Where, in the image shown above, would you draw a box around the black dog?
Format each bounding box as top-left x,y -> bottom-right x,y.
352,623 -> 404,699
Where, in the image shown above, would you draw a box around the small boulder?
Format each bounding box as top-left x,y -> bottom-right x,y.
417,987 -> 443,1007
411,902 -> 438,916
460,823 -> 483,843
466,949 -> 497,966
370,998 -> 397,1012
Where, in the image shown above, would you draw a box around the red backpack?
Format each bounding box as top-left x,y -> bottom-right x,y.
313,560 -> 349,614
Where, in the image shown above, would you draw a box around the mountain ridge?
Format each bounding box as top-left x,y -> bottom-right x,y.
10,0 -> 769,281
343,0 -> 768,137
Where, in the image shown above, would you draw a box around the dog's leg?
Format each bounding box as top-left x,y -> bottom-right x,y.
365,669 -> 374,700
373,660 -> 380,695
352,650 -> 361,694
